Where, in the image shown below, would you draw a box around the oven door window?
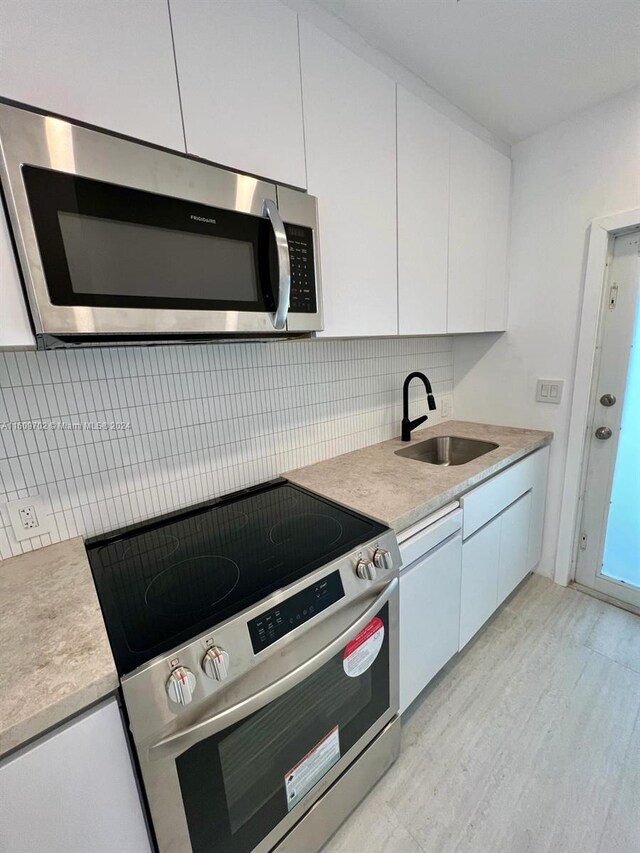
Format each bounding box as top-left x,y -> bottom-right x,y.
21,165 -> 277,313
176,604 -> 390,853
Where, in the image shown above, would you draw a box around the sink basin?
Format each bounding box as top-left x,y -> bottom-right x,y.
394,435 -> 499,466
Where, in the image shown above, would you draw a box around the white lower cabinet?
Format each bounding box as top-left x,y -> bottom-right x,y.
0,699 -> 151,853
400,533 -> 462,713
459,517 -> 501,649
497,491 -> 532,606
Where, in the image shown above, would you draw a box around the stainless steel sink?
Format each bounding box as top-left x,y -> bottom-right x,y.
394,435 -> 499,466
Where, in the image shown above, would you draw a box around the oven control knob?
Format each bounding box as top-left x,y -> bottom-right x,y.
356,557 -> 377,581
202,646 -> 230,681
166,666 -> 197,706
373,548 -> 394,572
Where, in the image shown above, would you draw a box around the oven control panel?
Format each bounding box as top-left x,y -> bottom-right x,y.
285,224 -> 317,313
248,570 -> 345,654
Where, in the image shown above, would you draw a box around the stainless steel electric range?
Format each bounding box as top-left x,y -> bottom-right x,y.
86,479 -> 401,853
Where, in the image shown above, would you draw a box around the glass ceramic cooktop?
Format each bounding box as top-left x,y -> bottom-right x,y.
86,480 -> 385,674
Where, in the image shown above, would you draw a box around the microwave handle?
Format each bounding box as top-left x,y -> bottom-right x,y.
263,198 -> 291,330
148,577 -> 397,762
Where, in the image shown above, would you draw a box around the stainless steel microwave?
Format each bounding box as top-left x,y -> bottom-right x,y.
0,103 -> 322,346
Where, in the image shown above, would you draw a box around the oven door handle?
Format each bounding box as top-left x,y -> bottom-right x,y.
148,577 -> 397,761
263,198 -> 290,331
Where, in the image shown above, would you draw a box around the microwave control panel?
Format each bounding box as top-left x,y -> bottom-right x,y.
248,570 -> 345,654
285,224 -> 317,313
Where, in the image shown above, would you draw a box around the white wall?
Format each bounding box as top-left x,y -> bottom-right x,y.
454,87 -> 640,579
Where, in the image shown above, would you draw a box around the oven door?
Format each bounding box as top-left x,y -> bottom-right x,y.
135,581 -> 398,853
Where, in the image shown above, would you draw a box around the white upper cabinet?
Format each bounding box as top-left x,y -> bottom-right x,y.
448,127 -> 511,333
299,20 -> 397,338
170,0 -> 306,188
397,86 -> 450,335
485,147 -> 512,331
0,0 -> 183,150
0,205 -> 35,350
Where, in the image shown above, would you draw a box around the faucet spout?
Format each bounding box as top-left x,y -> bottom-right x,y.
401,372 -> 437,442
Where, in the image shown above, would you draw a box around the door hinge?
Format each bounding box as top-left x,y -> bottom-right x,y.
579,532 -> 588,551
609,284 -> 618,309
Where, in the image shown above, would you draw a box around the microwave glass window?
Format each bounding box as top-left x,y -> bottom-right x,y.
21,165 -> 276,313
58,212 -> 258,302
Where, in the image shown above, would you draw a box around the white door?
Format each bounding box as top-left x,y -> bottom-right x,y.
575,231 -> 640,607
299,20 -> 397,337
170,0 -> 306,187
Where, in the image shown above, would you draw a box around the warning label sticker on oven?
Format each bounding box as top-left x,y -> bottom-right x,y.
284,726 -> 340,812
342,616 -> 384,677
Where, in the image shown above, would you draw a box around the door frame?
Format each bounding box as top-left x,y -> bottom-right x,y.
555,208 -> 640,587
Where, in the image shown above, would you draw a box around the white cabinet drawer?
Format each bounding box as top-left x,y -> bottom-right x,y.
461,450 -> 540,539
399,508 -> 462,570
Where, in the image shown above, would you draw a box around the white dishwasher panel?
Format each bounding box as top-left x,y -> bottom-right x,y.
399,531 -> 462,714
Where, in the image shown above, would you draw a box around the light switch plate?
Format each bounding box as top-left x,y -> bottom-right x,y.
536,379 -> 564,404
5,494 -> 52,542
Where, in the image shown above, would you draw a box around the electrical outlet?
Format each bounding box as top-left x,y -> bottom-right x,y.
5,495 -> 52,542
441,397 -> 453,419
536,379 -> 564,404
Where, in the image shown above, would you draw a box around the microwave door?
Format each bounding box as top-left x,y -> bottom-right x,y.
18,164 -> 287,338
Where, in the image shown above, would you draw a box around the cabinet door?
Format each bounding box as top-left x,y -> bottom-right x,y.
299,20 -> 397,337
527,445 -> 550,571
485,148 -> 512,331
400,534 -> 462,714
497,491 -> 532,605
1,206 -> 34,350
397,86 -> 450,335
0,0 -> 183,150
170,0 -> 306,188
447,128 -> 511,333
0,700 -> 151,853
459,517 -> 500,649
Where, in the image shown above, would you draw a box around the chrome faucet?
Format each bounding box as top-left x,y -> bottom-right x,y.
401,372 -> 437,441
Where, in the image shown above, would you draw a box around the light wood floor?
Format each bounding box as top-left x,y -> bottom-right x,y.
325,574 -> 640,853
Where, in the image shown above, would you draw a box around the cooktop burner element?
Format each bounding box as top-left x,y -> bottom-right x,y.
269,513 -> 343,550
144,555 -> 241,617
86,480 -> 387,674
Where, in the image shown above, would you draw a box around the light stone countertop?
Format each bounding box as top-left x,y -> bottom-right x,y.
285,420 -> 553,533
0,537 -> 118,758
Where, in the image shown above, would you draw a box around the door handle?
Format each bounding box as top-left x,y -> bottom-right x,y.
600,394 -> 617,407
595,426 -> 612,440
263,198 -> 290,331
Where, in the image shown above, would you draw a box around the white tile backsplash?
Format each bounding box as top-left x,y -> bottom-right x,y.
0,337 -> 453,558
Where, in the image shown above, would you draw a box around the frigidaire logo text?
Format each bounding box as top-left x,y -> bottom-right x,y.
190,215 -> 216,224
